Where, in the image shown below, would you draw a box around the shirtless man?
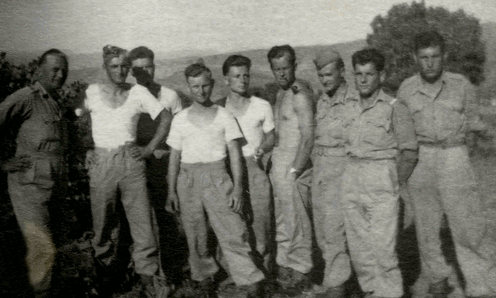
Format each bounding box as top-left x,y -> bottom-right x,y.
81,45 -> 172,297
166,62 -> 265,297
267,44 -> 314,292
217,55 -> 275,274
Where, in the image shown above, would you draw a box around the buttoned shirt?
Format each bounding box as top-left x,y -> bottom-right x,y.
397,72 -> 482,146
314,83 -> 353,148
343,89 -> 417,160
0,81 -> 66,155
0,82 -> 66,187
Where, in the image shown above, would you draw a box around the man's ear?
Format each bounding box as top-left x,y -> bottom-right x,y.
223,76 -> 229,87
211,78 -> 215,87
411,51 -> 418,65
294,62 -> 298,71
379,70 -> 386,84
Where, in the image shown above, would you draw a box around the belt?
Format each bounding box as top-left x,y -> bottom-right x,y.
180,159 -> 226,171
419,141 -> 465,149
312,145 -> 346,157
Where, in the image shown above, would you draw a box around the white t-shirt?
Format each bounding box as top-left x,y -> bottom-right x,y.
84,83 -> 164,149
159,86 -> 182,115
225,96 -> 275,157
166,106 -> 243,163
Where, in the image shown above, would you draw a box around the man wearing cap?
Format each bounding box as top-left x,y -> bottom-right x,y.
80,45 -> 172,297
311,48 -> 354,297
267,44 -> 314,293
342,48 -> 417,298
398,31 -> 496,298
0,49 -> 69,297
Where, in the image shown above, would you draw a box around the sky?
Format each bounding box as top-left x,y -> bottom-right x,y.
0,0 -> 495,56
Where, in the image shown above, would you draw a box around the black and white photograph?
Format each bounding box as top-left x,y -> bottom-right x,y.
0,0 -> 496,297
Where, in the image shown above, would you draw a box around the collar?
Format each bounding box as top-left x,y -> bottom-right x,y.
347,89 -> 390,111
31,81 -> 51,100
321,82 -> 349,106
413,71 -> 447,97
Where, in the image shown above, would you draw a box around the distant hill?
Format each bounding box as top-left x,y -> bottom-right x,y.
4,22 -> 496,102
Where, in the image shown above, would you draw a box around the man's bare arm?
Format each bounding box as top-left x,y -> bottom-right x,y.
257,129 -> 275,156
166,148 -> 181,213
143,109 -> 173,157
227,139 -> 243,213
292,92 -> 315,172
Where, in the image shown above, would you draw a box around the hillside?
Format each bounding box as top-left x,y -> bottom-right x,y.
6,22 -> 495,102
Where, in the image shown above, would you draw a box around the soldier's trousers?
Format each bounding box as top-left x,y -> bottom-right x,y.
244,157 -> 272,271
408,145 -> 496,296
270,149 -> 313,274
177,160 -> 264,286
87,146 -> 159,276
8,168 -> 57,296
311,147 -> 351,288
342,158 -> 403,298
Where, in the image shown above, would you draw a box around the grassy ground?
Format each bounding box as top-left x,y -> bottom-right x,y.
1,146 -> 495,298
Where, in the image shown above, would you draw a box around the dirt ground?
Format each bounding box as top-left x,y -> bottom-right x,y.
1,151 -> 495,298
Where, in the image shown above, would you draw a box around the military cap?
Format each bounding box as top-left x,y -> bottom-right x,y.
313,48 -> 342,70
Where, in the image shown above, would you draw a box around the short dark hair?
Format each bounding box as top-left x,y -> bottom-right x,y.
267,45 -> 296,66
184,63 -> 212,79
222,55 -> 251,76
39,49 -> 68,66
128,46 -> 154,63
414,30 -> 445,53
352,48 -> 385,72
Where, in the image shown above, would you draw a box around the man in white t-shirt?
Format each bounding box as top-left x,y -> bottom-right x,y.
166,62 -> 265,297
128,46 -> 184,282
80,45 -> 173,297
217,55 -> 275,276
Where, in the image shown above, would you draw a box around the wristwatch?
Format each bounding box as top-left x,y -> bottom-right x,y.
289,167 -> 301,175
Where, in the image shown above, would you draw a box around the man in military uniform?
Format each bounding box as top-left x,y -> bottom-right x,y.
0,49 -> 69,297
267,44 -> 314,293
342,48 -> 417,298
311,48 -> 355,297
398,31 -> 496,298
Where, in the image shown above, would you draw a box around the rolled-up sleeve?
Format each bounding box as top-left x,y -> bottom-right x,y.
262,101 -> 275,133
464,80 -> 485,132
166,116 -> 183,151
0,90 -> 31,131
136,85 -> 164,120
392,99 -> 417,152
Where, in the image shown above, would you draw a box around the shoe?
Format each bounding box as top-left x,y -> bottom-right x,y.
196,277 -> 216,298
428,278 -> 453,298
280,270 -> 311,297
315,285 -> 345,298
140,274 -> 156,298
246,281 -> 265,298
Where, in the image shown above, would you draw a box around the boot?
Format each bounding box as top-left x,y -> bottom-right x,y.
140,274 -> 156,298
316,284 -> 346,298
428,278 -> 453,298
246,281 -> 265,298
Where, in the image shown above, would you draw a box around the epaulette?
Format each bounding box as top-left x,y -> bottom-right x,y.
291,79 -> 312,95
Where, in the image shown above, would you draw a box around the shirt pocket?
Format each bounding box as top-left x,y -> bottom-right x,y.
18,159 -> 54,189
363,117 -> 391,145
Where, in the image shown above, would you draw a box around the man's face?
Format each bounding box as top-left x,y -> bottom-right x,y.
187,72 -> 214,104
131,57 -> 155,85
317,61 -> 344,94
104,55 -> 129,85
225,65 -> 250,95
354,62 -> 383,98
270,53 -> 296,89
414,46 -> 444,83
38,55 -> 68,91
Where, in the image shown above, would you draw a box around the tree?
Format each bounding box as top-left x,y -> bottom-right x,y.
367,1 -> 485,92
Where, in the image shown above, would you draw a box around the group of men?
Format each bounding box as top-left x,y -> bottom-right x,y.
0,29 -> 496,298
